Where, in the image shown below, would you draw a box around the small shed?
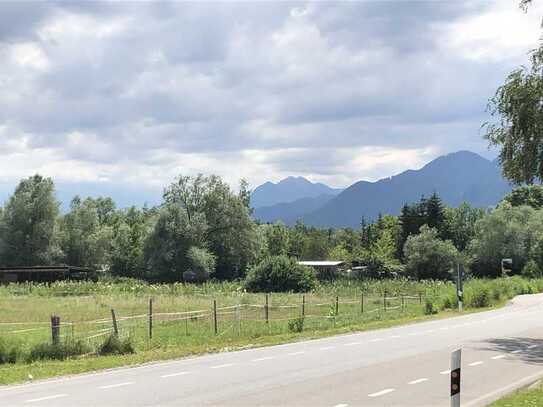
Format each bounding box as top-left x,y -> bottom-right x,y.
298,261 -> 345,280
0,266 -> 96,284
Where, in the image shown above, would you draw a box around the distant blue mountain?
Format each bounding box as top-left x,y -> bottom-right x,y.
301,151 -> 512,228
253,194 -> 335,225
250,176 -> 342,208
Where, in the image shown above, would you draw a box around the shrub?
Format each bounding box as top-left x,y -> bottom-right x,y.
288,317 -> 305,333
424,298 -> 437,315
98,334 -> 135,356
244,255 -> 316,293
522,260 -> 542,278
0,339 -> 18,364
468,287 -> 490,308
28,340 -> 90,362
183,246 -> 216,283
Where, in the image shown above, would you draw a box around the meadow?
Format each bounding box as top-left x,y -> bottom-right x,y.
0,276 -> 542,385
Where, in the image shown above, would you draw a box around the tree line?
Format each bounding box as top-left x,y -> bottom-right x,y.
1,173 -> 543,285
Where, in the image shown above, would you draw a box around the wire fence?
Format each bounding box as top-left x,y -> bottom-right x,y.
0,292 -> 432,349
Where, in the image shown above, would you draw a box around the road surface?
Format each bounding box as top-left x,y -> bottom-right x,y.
2,294 -> 543,406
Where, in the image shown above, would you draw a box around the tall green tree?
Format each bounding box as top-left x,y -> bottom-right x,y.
484,43 -> 543,184
502,185 -> 543,209
0,175 -> 61,266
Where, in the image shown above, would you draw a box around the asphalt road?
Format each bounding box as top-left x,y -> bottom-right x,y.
3,294 -> 543,407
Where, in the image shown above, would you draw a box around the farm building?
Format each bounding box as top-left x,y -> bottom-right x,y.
0,266 -> 96,283
298,260 -> 345,280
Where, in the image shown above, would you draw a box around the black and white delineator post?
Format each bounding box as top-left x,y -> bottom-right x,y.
456,264 -> 464,312
450,348 -> 461,407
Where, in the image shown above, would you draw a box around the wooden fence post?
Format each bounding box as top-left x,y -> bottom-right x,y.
383,291 -> 387,311
335,295 -> 339,315
401,295 -> 405,312
148,298 -> 153,339
51,315 -> 60,345
361,293 -> 364,314
111,309 -> 119,337
265,294 -> 269,324
213,299 -> 218,335
301,295 -> 305,317
419,292 -> 422,305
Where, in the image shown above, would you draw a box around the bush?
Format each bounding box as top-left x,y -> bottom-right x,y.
288,317 -> 305,333
424,298 -> 437,315
522,260 -> 542,278
183,246 -> 216,283
244,255 -> 316,293
0,339 -> 18,364
468,287 -> 490,308
28,340 -> 90,362
98,334 -> 135,356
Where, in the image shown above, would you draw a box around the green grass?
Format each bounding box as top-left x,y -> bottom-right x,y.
491,381 -> 543,406
0,276 -> 542,386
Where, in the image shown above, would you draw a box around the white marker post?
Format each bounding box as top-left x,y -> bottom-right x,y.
457,264 -> 464,312
450,348 -> 461,407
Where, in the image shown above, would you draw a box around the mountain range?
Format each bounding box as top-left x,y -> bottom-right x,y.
251,151 -> 512,228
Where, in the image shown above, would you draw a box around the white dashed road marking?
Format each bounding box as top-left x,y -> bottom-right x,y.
25,394 -> 68,403
99,382 -> 134,389
345,342 -> 362,346
333,404 -> 349,407
527,344 -> 538,349
369,338 -> 382,342
320,346 -> 335,351
468,361 -> 483,367
160,372 -> 190,378
512,350 -> 523,354
288,351 -> 305,356
440,370 -> 451,375
252,357 -> 275,362
368,388 -> 395,398
210,363 -> 234,369
491,355 -> 506,360
408,378 -> 428,385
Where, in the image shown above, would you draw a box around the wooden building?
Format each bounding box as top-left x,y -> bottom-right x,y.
0,266 -> 96,283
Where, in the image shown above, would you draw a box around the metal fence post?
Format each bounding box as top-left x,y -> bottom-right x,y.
451,348 -> 462,407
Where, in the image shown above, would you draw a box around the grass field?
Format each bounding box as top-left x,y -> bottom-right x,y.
0,276 -> 542,385
491,381 -> 543,406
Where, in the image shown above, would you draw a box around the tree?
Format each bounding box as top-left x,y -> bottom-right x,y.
150,174 -> 259,280
484,43 -> 543,184
425,192 -> 447,236
58,197 -> 113,269
263,222 -> 290,256
502,185 -> 543,209
403,225 -> 459,280
0,175 -> 61,266
468,204 -> 540,277
110,206 -> 152,278
444,203 -> 486,251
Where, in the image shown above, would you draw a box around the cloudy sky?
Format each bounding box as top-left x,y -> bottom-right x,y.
1,0 -> 542,207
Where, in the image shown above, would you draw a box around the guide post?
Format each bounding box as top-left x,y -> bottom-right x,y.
450,348 -> 461,407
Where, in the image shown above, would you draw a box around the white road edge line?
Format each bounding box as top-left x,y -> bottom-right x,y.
491,355 -> 506,360
469,361 -> 484,367
25,394 -> 68,403
408,378 -> 429,385
368,388 -> 395,397
252,357 -> 275,362
99,382 -> 134,389
320,346 -> 335,351
345,342 -> 362,346
160,372 -> 190,378
210,363 -> 234,369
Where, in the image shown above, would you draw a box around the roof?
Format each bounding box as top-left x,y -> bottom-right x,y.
298,261 -> 345,267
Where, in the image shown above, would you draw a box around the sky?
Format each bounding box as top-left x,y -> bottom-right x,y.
0,0 -> 542,207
